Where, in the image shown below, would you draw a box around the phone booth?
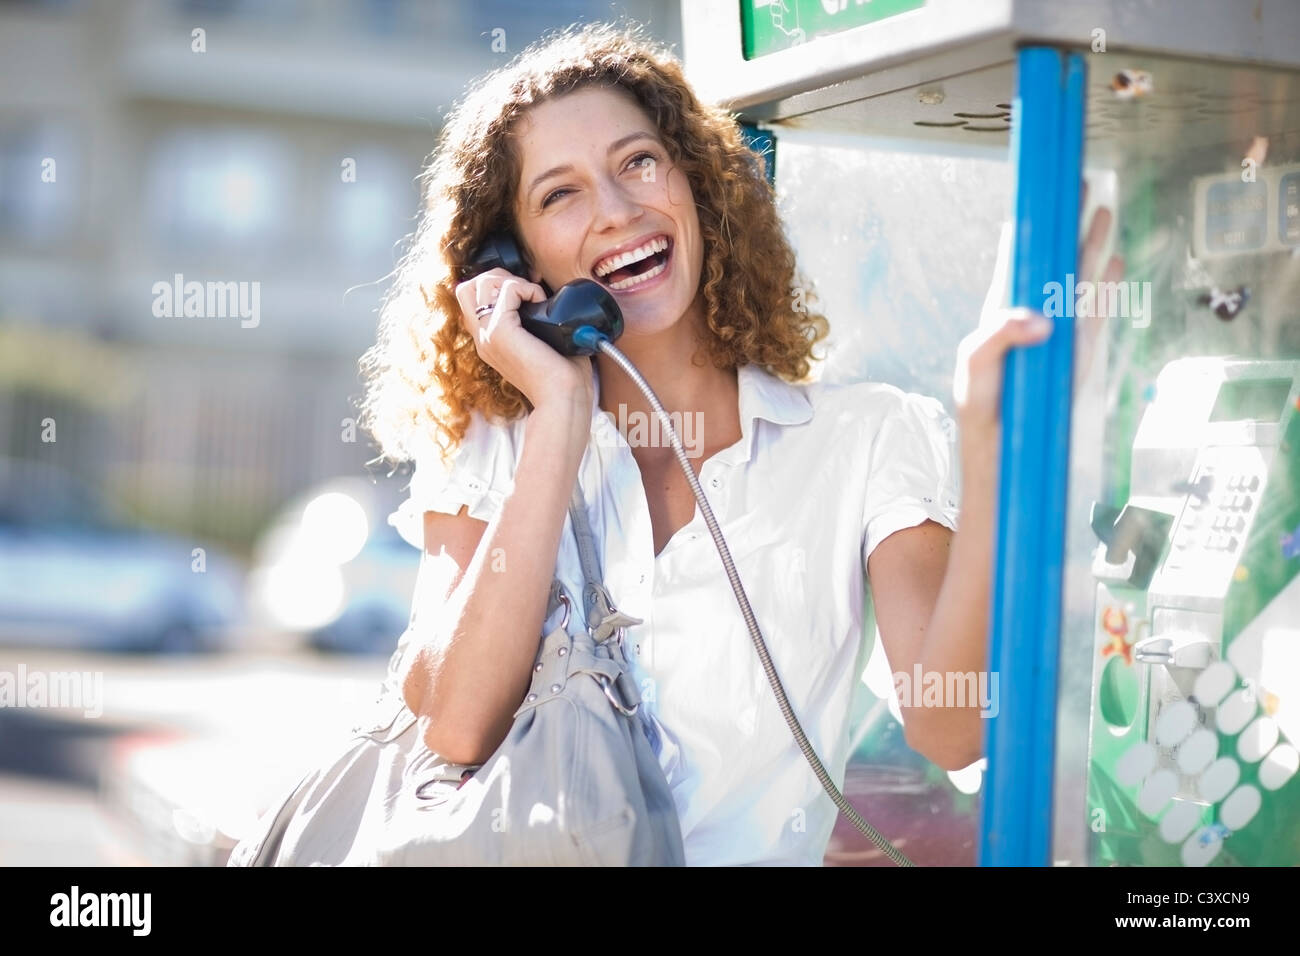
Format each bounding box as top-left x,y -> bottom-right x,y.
683,0 -> 1300,866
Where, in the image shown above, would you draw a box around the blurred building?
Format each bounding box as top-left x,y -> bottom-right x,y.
0,0 -> 680,554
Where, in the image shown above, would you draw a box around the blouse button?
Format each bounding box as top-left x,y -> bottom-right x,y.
710,477 -> 721,489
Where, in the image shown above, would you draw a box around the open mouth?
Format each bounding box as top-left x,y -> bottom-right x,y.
593,236 -> 672,292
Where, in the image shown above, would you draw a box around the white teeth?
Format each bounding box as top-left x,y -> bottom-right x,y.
594,237 -> 668,278
607,255 -> 668,290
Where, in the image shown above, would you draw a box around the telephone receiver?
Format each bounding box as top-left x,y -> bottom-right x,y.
467,233 -> 623,357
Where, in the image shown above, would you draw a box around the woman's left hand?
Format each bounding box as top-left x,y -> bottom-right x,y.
952,195 -> 1124,440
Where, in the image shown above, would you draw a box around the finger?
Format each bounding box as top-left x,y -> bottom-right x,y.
1078,206 -> 1112,283
1076,256 -> 1117,382
1081,301 -> 1106,356
1003,307 -> 1053,342
457,272 -> 501,314
984,309 -> 1053,354
980,222 -> 1015,330
463,274 -> 509,341
966,308 -> 1051,363
1084,254 -> 1126,331
494,277 -> 524,316
454,278 -> 475,319
454,282 -> 483,338
1100,253 -> 1125,285
476,279 -> 522,347
479,305 -> 503,347
496,277 -> 548,315
473,276 -> 508,333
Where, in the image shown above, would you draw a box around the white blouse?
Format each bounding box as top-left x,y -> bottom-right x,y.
388,362 -> 961,866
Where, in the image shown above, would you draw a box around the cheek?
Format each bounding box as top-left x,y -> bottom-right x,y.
665,167 -> 695,210
528,213 -> 583,270
676,194 -> 702,256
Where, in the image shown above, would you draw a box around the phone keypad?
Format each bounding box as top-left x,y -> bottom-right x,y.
1161,452 -> 1266,587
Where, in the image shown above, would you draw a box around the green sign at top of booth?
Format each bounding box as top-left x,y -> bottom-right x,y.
741,0 -> 926,59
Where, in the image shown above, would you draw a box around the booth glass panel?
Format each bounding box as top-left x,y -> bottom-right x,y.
775,133 -> 1011,865
1063,50 -> 1300,867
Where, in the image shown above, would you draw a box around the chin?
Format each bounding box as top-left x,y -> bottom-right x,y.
618,299 -> 693,338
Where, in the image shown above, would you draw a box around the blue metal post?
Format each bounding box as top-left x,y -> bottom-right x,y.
740,122 -> 776,186
979,48 -> 1087,866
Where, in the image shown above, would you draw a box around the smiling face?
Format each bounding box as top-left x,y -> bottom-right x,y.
511,84 -> 705,338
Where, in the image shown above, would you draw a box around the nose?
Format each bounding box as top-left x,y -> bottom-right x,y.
590,172 -> 641,234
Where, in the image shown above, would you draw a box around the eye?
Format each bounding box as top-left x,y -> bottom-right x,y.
541,152 -> 658,207
625,151 -> 657,172
541,187 -> 572,208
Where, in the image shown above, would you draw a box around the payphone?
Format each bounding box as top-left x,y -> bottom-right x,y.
1089,358 -> 1300,865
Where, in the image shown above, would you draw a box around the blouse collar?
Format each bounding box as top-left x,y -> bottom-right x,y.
590,361 -> 813,466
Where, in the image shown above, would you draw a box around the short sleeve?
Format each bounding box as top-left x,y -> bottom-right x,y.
387,410 -> 523,550
861,387 -> 962,562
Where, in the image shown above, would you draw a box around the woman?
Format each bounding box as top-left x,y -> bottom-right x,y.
358,23 -> 1118,866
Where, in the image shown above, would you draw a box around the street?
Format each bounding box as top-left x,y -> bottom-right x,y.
0,645 -> 389,866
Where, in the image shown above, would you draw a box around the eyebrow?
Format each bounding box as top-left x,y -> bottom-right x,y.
525,131 -> 660,200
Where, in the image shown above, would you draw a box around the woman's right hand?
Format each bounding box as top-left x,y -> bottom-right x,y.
454,268 -> 595,414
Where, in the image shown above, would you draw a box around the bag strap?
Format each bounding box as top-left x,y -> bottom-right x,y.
565,482 -> 643,644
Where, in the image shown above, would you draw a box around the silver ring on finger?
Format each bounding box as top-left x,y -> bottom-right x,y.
475,303 -> 496,317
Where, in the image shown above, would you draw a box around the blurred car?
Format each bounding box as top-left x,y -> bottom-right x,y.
247,475 -> 419,655
0,456 -> 245,653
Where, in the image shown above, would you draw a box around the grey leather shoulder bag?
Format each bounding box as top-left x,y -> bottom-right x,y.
227,481 -> 685,866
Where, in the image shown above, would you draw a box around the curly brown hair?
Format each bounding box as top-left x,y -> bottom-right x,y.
357,21 -> 829,469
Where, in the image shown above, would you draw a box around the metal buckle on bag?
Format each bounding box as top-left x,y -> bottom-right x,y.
553,591 -> 571,632
594,623 -> 625,649
598,673 -> 639,717
589,607 -> 643,646
414,766 -> 478,802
